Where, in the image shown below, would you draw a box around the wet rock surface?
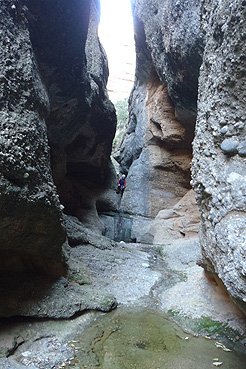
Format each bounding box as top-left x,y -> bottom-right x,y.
71,309 -> 246,369
0,312 -> 96,369
1,237 -> 245,368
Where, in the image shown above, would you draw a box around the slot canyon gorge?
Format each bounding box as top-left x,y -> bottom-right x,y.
0,0 -> 245,368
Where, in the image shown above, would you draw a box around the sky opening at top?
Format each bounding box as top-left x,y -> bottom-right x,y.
98,0 -> 136,102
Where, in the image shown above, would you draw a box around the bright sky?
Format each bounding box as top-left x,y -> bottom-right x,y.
99,0 -> 134,41
99,0 -> 136,102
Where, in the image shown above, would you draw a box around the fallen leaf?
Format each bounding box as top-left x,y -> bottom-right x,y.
213,362 -> 223,366
215,342 -> 232,352
215,341 -> 223,347
222,347 -> 232,352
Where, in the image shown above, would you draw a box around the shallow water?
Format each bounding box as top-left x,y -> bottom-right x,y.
67,308 -> 246,369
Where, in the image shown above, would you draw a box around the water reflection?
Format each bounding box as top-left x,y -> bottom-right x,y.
66,308 -> 246,369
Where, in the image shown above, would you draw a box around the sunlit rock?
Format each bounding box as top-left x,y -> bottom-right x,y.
118,0 -> 203,220
192,0 -> 246,314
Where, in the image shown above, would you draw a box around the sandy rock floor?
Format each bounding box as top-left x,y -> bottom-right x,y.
0,237 -> 245,368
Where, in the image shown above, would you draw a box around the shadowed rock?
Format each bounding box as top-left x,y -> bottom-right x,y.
0,0 -> 66,276
0,0 -> 117,317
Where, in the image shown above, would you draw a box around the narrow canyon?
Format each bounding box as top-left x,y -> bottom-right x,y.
0,0 -> 245,368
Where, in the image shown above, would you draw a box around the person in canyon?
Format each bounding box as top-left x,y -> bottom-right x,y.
117,174 -> 126,195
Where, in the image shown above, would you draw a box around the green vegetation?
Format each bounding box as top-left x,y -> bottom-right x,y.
195,316 -> 235,336
167,312 -> 243,344
100,296 -> 118,311
113,98 -> 129,151
153,245 -> 169,260
154,245 -> 164,256
167,309 -> 180,318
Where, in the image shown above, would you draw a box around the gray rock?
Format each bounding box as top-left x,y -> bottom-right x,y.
0,358 -> 37,369
26,0 -> 117,225
192,0 -> 246,313
132,0 -> 204,127
0,270 -> 117,318
0,0 -> 117,316
220,126 -> 228,134
221,139 -> 238,155
63,214 -> 117,250
0,0 -> 66,277
238,140 -> 246,157
118,0 -> 202,224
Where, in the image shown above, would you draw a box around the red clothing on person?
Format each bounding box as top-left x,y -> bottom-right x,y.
118,177 -> 126,187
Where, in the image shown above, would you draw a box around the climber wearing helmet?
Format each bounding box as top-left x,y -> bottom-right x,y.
117,174 -> 126,195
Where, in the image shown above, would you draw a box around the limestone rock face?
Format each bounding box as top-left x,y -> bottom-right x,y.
141,190 -> 200,244
0,0 -> 66,276
120,79 -> 192,218
26,0 -> 117,229
119,0 -> 203,218
192,0 -> 246,313
132,0 -> 204,128
0,0 -> 117,279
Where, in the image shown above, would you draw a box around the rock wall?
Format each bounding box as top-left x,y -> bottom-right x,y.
141,189 -> 200,244
118,0 -> 246,314
192,0 -> 246,314
0,0 -> 117,277
119,0 -> 203,219
120,78 -> 193,218
132,0 -> 204,128
26,0 -> 118,232
0,0 -> 65,276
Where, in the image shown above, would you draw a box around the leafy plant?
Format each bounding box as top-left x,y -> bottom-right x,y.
113,98 -> 129,151
196,317 -> 227,334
